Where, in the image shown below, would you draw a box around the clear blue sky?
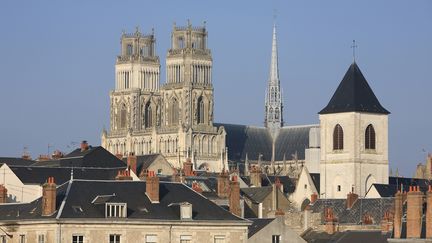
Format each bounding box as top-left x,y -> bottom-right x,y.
0,1 -> 430,176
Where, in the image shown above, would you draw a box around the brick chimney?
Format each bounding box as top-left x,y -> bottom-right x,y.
146,171 -> 159,203
127,153 -> 137,175
217,169 -> 229,198
310,193 -> 318,204
325,207 -> 337,234
363,213 -> 373,225
192,181 -> 203,194
426,185 -> 432,238
381,211 -> 393,234
250,166 -> 261,187
42,177 -> 57,216
407,185 -> 423,238
183,159 -> 193,176
394,190 -> 403,238
80,140 -> 89,152
346,192 -> 359,209
115,170 -> 133,181
0,184 -> 7,203
229,176 -> 241,217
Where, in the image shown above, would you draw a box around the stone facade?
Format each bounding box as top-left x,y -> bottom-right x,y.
102,22 -> 227,172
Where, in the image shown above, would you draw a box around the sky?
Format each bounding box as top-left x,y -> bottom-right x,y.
0,1 -> 430,177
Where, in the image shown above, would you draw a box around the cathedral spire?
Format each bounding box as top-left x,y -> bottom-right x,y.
265,24 -> 283,139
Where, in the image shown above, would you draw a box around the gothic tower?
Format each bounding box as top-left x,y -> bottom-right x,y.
265,24 -> 283,139
319,62 -> 390,199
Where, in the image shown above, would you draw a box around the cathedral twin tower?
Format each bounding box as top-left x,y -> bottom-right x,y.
102,22 -> 228,172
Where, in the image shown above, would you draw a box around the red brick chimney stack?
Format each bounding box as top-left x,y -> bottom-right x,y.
42,177 -> 57,216
217,169 -> 229,198
115,170 -> 133,181
426,185 -> 432,238
310,193 -> 318,204
394,190 -> 403,238
80,140 -> 89,152
346,192 -> 359,209
146,171 -> 159,203
0,184 -> 7,203
381,211 -> 393,234
250,166 -> 261,187
127,153 -> 137,175
229,176 -> 241,217
407,185 -> 423,238
183,159 -> 194,176
325,207 -> 337,234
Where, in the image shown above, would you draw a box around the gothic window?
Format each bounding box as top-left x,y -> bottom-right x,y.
333,124 -> 344,150
144,102 -> 152,128
127,44 -> 133,55
365,124 -> 376,150
269,108 -> 273,120
120,104 -> 127,129
275,108 -> 279,119
178,37 -> 185,49
170,98 -> 179,125
197,96 -> 205,124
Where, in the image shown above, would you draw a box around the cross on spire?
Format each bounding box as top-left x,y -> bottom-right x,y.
351,40 -> 358,62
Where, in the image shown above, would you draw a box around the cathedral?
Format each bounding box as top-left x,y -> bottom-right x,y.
101,22 -> 227,172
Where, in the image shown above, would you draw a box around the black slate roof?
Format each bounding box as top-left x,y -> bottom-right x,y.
216,123 -> 316,162
9,166 -> 123,185
0,157 -> 35,167
319,62 -> 390,115
310,173 -> 320,194
267,175 -> 296,194
32,146 -> 126,168
241,187 -> 273,203
0,180 -> 245,222
248,218 -> 275,238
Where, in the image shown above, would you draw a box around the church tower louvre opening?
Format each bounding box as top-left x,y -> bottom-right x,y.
102,22 -> 227,173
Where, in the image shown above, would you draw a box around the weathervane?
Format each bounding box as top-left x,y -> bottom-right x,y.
351,40 -> 358,62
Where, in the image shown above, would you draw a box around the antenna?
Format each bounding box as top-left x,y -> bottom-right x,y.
351,40 -> 358,62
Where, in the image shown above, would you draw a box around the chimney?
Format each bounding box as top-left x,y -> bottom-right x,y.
42,177 -> 57,216
183,159 -> 193,176
250,166 -> 261,187
363,213 -> 373,225
381,211 -> 393,234
115,170 -> 133,181
229,176 -> 241,217
217,169 -> 229,198
310,193 -> 318,204
80,140 -> 89,152
0,184 -> 7,203
325,207 -> 337,234
127,153 -> 137,175
394,190 -> 403,238
146,171 -> 159,203
346,192 -> 359,209
426,185 -> 432,238
192,181 -> 203,194
407,185 -> 423,238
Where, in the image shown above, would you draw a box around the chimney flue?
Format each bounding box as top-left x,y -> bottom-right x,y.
0,184 -> 7,203
146,171 -> 159,203
80,140 -> 89,152
217,169 -> 229,198
407,185 -> 423,238
42,177 -> 57,216
346,192 -> 358,209
229,175 -> 241,217
127,153 -> 137,175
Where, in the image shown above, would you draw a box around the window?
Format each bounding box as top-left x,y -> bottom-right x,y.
333,124 -> 344,150
127,44 -> 133,55
214,236 -> 225,243
120,104 -> 127,129
146,235 -> 158,243
180,235 -> 192,243
337,185 -> 341,192
73,235 -> 84,243
38,235 -> 45,243
105,203 -> 127,218
19,235 -> 26,243
197,97 -> 205,124
272,235 -> 281,243
144,102 -> 153,128
170,98 -> 179,125
304,184 -> 307,189
178,37 -> 185,49
109,234 -> 121,243
365,124 -> 376,150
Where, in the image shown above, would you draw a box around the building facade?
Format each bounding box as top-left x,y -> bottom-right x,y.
101,22 -> 227,172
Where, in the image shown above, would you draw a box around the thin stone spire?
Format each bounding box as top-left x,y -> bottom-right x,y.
265,23 -> 283,139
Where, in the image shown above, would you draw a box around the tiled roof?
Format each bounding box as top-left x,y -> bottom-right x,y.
319,62 -> 390,115
0,180 -> 246,222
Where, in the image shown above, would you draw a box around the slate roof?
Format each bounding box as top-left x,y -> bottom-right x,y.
248,218 -> 275,238
310,173 -> 320,194
319,62 -> 390,115
241,187 -> 273,204
310,198 -> 394,224
122,154 -> 172,174
216,123 -> 317,162
267,175 -> 296,194
0,180 -> 246,222
0,157 -> 35,167
9,166 -> 123,185
32,146 -> 126,168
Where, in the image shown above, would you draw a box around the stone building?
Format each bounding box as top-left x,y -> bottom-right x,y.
102,22 -> 227,172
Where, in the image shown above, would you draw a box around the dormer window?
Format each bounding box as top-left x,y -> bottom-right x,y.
105,203 -> 127,218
